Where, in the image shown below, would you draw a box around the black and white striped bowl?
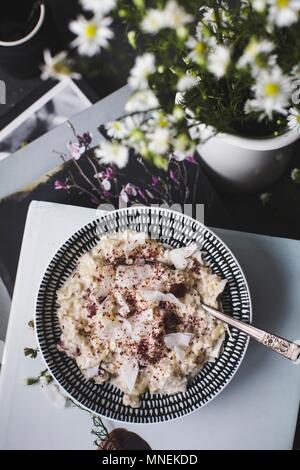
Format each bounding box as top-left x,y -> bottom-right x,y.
35,207 -> 252,423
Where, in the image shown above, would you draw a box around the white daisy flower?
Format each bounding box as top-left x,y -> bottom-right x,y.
207,45 -> 231,79
123,114 -> 146,135
290,68 -> 300,104
95,142 -> 129,168
40,50 -> 81,81
186,36 -> 209,64
237,38 -> 274,69
80,0 -> 116,15
173,134 -> 195,161
125,89 -> 159,113
260,192 -> 272,205
291,167 -> 300,182
141,8 -> 167,34
105,120 -> 129,139
292,64 -> 300,78
287,107 -> 300,129
189,122 -> 216,142
177,75 -> 198,92
128,53 -> 156,90
268,0 -> 300,27
69,15 -> 113,56
253,0 -> 268,12
245,67 -> 291,119
164,0 -> 193,29
200,6 -> 228,32
148,128 -> 171,155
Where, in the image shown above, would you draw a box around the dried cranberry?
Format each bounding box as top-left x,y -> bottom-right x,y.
164,311 -> 182,334
170,283 -> 186,298
87,302 -> 97,318
83,288 -> 91,300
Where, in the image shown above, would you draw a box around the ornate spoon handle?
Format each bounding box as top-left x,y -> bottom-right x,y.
201,303 -> 300,363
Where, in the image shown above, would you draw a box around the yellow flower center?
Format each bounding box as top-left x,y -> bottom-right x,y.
158,117 -> 168,127
195,42 -> 207,54
53,62 -> 71,76
246,39 -> 259,57
265,82 -> 280,97
277,0 -> 289,8
85,23 -> 97,39
297,115 -> 300,124
113,121 -> 122,130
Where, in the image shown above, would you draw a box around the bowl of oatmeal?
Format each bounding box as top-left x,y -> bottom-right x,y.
36,207 -> 252,423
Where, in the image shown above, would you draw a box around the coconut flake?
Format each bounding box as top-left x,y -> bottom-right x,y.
173,346 -> 187,362
165,332 -> 193,362
164,332 -> 193,349
139,289 -> 183,307
119,358 -> 139,393
115,264 -> 153,288
216,278 -> 228,296
124,232 -> 147,257
99,317 -> 132,341
192,250 -> 204,265
114,291 -> 130,317
138,308 -> 153,322
163,243 -> 198,270
95,266 -> 114,298
84,366 -> 99,380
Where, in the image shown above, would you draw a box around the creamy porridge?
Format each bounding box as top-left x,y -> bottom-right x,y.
56,231 -> 228,407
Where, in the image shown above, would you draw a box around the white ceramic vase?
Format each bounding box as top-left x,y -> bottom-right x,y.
198,128 -> 300,193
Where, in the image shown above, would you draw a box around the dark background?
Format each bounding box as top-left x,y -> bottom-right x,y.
0,0 -> 299,449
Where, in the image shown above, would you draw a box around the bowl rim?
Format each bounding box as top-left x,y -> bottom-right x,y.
35,206 -> 252,424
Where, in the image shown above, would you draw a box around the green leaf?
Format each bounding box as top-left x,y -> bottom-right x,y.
24,347 -> 38,358
26,377 -> 40,385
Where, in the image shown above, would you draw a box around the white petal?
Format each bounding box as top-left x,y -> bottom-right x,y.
163,243 -> 198,269
139,289 -> 183,307
137,308 -> 153,322
99,317 -> 132,340
84,366 -> 99,379
115,291 -> 130,317
119,358 -> 139,393
164,332 -> 193,349
115,265 -> 153,288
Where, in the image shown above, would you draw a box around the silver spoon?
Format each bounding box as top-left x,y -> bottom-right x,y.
201,303 -> 300,363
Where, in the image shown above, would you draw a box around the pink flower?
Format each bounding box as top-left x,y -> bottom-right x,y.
186,154 -> 197,164
126,184 -> 137,197
101,178 -> 111,191
120,183 -> 137,203
54,180 -> 69,190
104,167 -> 114,178
152,176 -> 159,186
78,132 -> 92,147
67,141 -> 85,160
120,188 -> 129,203
94,167 -> 114,180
